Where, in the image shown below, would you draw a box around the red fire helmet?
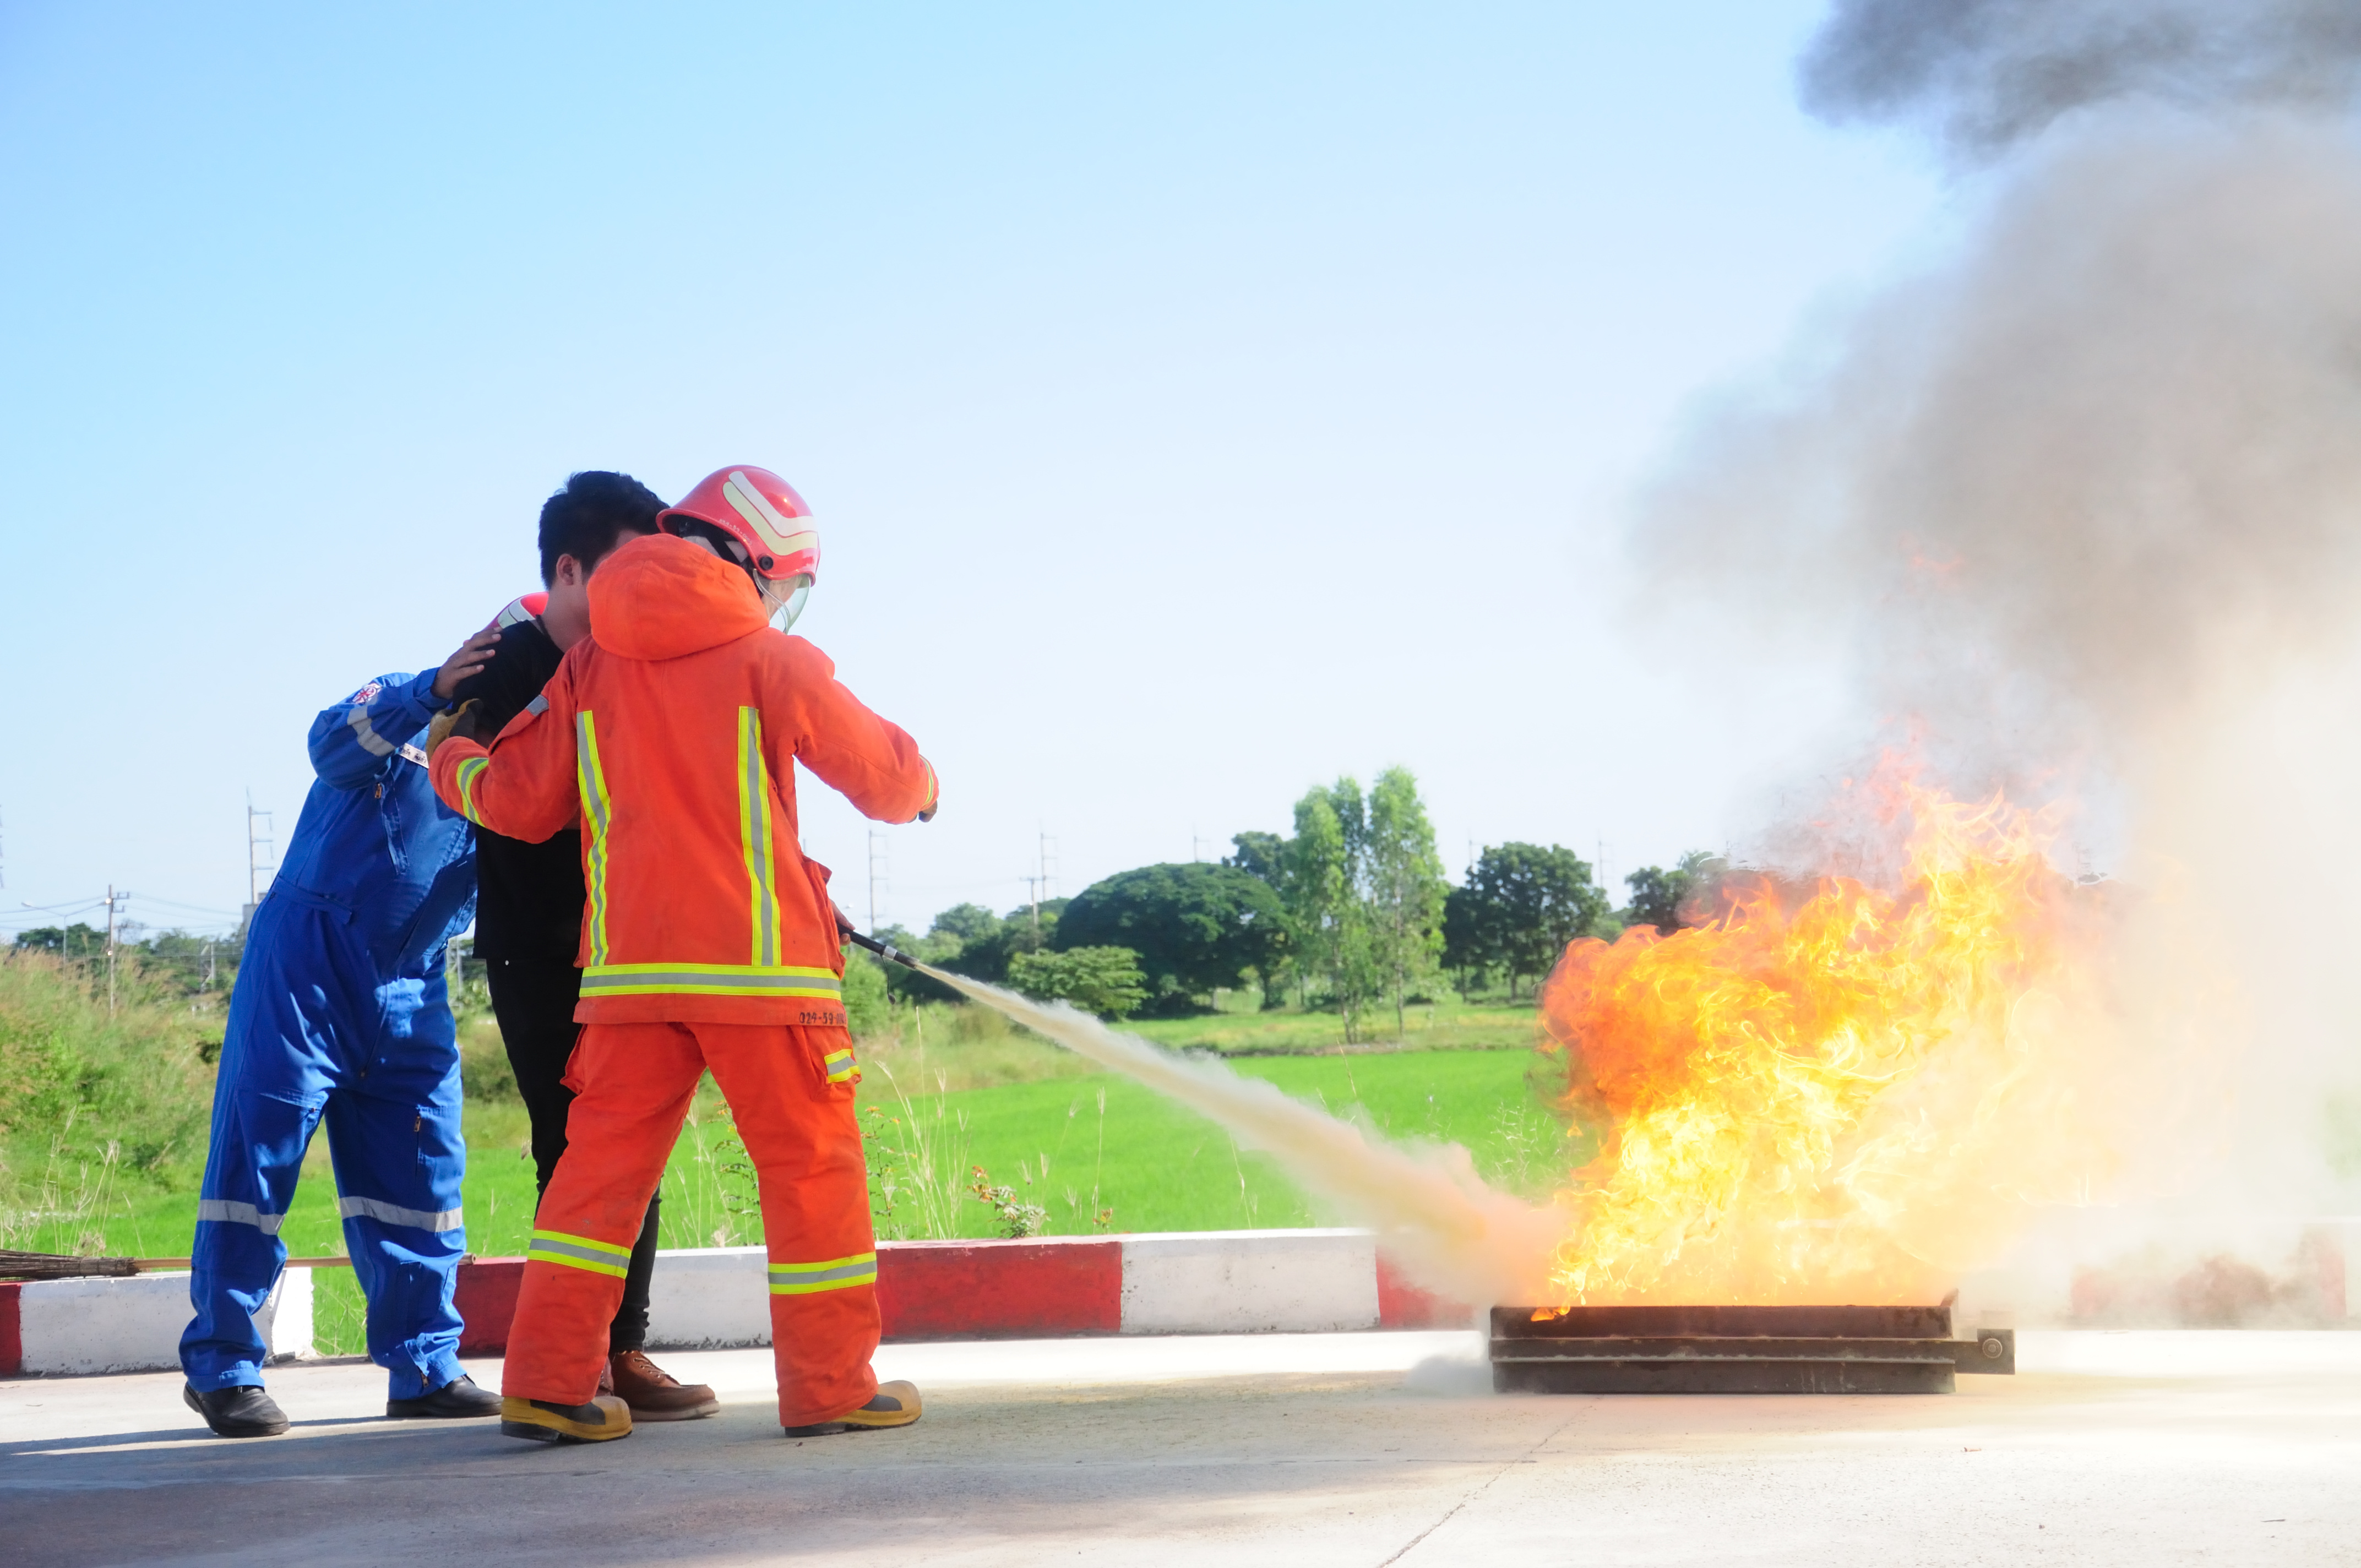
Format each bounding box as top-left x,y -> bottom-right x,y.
494,591 -> 549,630
657,465 -> 820,585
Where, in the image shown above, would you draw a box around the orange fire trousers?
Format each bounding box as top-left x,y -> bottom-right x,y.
500,1021 -> 877,1428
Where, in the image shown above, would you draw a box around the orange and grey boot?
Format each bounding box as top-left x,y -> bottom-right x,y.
501,1393 -> 634,1444
782,1380 -> 921,1438
609,1349 -> 720,1420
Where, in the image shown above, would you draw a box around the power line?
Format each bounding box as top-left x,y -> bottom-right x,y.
10,897 -> 107,916
141,895 -> 242,916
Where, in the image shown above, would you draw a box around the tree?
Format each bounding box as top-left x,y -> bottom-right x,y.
1623,850 -> 1726,936
1223,831 -> 1294,1005
945,899 -> 1067,984
1283,782 -> 1380,1033
871,898 -> 1070,1001
1363,767 -> 1448,1035
1225,831 -> 1288,889
1007,946 -> 1149,1019
1444,842 -> 1608,999
13,923 -> 106,959
1054,863 -> 1285,1009
928,902 -> 1002,948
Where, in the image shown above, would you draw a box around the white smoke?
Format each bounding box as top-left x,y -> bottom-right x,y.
1637,14 -> 2361,1315
1801,0 -> 2361,157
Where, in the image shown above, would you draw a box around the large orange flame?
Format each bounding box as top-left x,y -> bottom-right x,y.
1537,764 -> 2087,1304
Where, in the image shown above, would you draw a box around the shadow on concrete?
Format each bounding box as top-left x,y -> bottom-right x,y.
3,1375 -> 1545,1567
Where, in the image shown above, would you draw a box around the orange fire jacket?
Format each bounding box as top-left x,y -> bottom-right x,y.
429,533 -> 937,1026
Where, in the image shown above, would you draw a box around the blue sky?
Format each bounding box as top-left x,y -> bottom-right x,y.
0,2 -> 1940,940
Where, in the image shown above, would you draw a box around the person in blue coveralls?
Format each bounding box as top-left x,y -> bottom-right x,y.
179,627 -> 503,1438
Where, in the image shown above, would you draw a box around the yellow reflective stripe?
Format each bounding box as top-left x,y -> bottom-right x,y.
455,755 -> 489,824
581,962 -> 838,978
824,1048 -> 855,1084
737,706 -> 781,967
575,711 -> 613,966
529,1228 -> 631,1278
768,1251 -> 877,1294
579,962 -> 842,999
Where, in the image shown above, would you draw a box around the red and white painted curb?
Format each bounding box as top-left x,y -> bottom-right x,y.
0,1229 -> 1473,1378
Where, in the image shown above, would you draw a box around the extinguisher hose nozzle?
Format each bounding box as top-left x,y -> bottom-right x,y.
837,922 -> 922,972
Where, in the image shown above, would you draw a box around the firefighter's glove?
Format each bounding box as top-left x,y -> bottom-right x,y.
917,799 -> 938,824
426,699 -> 484,761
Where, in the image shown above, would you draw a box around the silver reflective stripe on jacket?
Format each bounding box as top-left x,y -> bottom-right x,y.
347,701 -> 395,757
197,1199 -> 286,1235
337,1195 -> 464,1232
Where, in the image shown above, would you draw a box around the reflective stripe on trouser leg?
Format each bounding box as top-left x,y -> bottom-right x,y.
769,1252 -> 877,1294
182,1085 -> 319,1391
528,1229 -> 632,1276
323,1075 -> 469,1402
694,1021 -> 880,1429
502,1021 -> 707,1407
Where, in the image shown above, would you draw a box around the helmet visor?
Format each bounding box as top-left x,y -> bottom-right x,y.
762,574 -> 812,634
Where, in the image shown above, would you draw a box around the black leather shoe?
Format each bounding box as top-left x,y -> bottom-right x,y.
387,1374 -> 502,1419
184,1381 -> 290,1438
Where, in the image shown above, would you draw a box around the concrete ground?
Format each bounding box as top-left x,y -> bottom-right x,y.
3,1330 -> 2356,1566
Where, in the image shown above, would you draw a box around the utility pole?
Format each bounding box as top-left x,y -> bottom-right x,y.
245,793 -> 275,924
102,885 -> 129,1014
867,829 -> 888,935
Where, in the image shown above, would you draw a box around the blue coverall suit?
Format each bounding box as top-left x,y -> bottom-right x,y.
181,670 -> 478,1399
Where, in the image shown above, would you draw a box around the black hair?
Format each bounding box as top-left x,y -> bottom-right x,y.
537,471 -> 667,585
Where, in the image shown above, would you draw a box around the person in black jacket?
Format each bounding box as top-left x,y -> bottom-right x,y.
455,471 -> 717,1420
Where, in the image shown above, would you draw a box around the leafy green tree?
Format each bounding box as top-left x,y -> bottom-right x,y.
871,897 -> 1070,1002
1363,767 -> 1448,1035
1225,831 -> 1294,1006
1225,831 -> 1288,889
1007,945 -> 1149,1019
137,929 -> 242,998
1444,842 -> 1607,1000
1054,863 -> 1285,1010
945,899 -> 1068,984
13,923 -> 107,959
1440,883 -> 1491,995
1283,782 -> 1379,1032
1623,850 -> 1725,936
928,903 -> 1003,948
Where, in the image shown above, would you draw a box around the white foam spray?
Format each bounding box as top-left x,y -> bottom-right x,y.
915,964 -> 1562,1305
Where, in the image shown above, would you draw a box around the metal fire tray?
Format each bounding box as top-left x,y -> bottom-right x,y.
1489,1304 -> 2015,1394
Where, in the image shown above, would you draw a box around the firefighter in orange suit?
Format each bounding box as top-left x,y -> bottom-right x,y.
427,466 -> 937,1444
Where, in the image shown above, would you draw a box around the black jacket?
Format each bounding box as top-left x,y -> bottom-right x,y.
451,618 -> 584,963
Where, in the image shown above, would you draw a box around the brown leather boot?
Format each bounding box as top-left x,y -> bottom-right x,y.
607,1350 -> 719,1421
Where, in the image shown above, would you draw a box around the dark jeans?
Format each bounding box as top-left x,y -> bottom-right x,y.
486,954 -> 660,1354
